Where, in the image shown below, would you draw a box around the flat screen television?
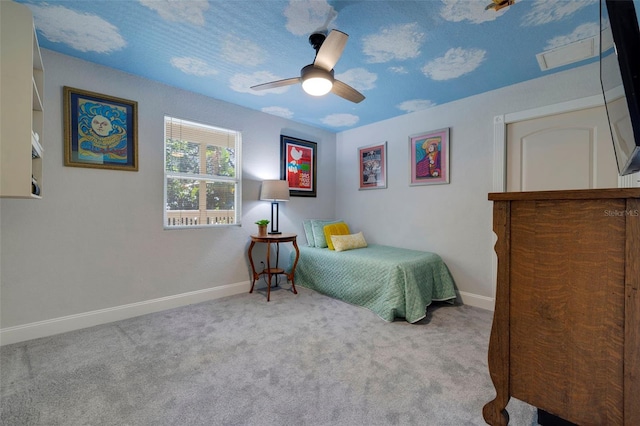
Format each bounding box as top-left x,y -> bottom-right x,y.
600,0 -> 640,176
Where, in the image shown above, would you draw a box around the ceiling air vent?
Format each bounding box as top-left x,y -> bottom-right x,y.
536,34 -> 609,71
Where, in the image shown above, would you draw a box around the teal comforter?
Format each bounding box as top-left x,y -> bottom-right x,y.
289,244 -> 457,323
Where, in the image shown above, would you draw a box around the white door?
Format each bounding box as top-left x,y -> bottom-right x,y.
506,106 -> 619,191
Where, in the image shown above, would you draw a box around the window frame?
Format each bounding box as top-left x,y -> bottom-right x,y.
163,116 -> 242,229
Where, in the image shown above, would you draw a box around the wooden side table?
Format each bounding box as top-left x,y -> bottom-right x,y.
248,233 -> 300,301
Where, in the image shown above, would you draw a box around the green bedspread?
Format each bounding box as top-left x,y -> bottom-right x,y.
289,244 -> 457,323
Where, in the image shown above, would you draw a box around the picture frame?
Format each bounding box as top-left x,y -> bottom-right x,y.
64,86 -> 138,171
409,128 -> 450,185
358,142 -> 387,190
280,135 -> 317,197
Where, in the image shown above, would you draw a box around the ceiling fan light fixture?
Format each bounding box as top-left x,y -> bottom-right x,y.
301,65 -> 334,96
302,77 -> 333,96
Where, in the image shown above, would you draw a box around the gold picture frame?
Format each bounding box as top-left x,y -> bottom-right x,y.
64,86 -> 138,171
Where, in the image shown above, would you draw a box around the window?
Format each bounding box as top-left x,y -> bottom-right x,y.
164,117 -> 241,228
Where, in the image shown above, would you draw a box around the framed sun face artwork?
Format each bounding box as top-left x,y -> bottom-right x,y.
358,142 -> 387,190
63,86 -> 138,171
280,135 -> 317,197
409,128 -> 450,185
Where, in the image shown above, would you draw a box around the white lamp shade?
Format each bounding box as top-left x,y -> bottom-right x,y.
301,65 -> 334,97
260,180 -> 290,201
302,77 -> 333,96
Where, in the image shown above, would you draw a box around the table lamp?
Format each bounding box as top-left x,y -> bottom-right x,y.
260,180 -> 290,234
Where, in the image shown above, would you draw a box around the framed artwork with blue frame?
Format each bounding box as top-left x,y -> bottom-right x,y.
64,86 -> 138,171
409,128 -> 450,185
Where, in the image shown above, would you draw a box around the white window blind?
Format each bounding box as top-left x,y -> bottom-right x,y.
165,117 -> 236,149
164,116 -> 241,228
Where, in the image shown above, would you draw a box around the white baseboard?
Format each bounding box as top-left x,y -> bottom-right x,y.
1,284 -> 494,346
0,281 -> 251,346
458,291 -> 495,311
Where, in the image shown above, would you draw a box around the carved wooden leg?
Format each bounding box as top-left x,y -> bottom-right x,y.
289,239 -> 300,294
482,295 -> 510,425
483,200 -> 511,426
482,291 -> 511,425
248,241 -> 257,294
266,242 -> 272,302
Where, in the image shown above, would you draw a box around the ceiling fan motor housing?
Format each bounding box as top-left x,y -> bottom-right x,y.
301,64 -> 334,96
308,32 -> 327,53
301,64 -> 334,81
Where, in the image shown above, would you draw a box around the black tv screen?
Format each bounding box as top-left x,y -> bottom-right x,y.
600,0 -> 640,176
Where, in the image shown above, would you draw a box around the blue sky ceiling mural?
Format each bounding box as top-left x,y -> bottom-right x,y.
19,0 -> 602,131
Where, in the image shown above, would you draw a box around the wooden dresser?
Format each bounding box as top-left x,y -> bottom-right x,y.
483,188 -> 640,425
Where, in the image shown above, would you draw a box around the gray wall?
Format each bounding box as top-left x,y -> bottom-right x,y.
0,48 -> 605,335
335,61 -> 603,304
0,50 -> 336,329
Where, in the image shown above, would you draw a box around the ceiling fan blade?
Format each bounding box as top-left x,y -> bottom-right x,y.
250,77 -> 300,91
314,29 -> 348,71
332,79 -> 365,103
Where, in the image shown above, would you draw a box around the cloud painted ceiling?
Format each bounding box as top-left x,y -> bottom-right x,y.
18,0 -> 602,131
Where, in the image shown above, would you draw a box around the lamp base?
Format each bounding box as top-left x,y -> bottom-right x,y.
268,231 -> 282,235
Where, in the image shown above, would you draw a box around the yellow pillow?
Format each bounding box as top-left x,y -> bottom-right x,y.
331,232 -> 367,252
324,222 -> 351,250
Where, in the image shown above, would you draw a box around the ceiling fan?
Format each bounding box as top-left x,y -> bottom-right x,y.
250,29 -> 365,103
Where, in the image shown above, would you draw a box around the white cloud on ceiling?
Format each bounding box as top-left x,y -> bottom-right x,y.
223,35 -> 266,66
422,47 -> 486,80
262,106 -> 294,119
321,113 -> 359,127
363,23 -> 425,63
397,99 -> 437,113
335,68 -> 377,91
170,57 -> 218,76
29,5 -> 126,53
284,0 -> 337,36
439,0 -> 508,24
389,66 -> 409,74
140,0 -> 209,26
544,22 -> 599,51
523,0 -> 597,26
230,71 -> 292,95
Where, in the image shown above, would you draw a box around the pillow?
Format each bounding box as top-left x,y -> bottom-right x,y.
331,232 -> 368,252
323,222 -> 351,250
302,220 -> 315,246
310,219 -> 341,248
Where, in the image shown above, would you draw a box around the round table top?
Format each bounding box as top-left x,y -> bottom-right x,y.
250,232 -> 297,242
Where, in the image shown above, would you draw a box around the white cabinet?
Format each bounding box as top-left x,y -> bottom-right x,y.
1,1 -> 44,198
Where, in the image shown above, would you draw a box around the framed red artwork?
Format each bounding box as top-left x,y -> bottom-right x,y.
280,135 -> 317,197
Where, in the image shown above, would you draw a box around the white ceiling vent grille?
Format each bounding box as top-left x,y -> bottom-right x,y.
536,35 -> 608,71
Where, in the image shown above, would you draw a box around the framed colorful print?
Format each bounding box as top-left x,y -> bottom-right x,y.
64,86 -> 138,171
280,135 -> 317,197
358,142 -> 387,190
409,128 -> 450,185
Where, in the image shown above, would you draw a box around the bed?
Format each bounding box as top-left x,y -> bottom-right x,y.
288,243 -> 457,323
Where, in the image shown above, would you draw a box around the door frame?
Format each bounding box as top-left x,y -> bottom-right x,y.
489,94 -> 636,306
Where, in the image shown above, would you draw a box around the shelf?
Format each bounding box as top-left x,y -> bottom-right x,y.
262,268 -> 285,275
32,131 -> 43,158
32,74 -> 43,111
0,1 -> 45,199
